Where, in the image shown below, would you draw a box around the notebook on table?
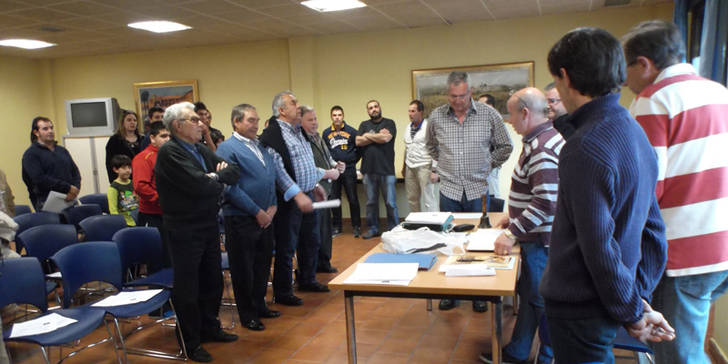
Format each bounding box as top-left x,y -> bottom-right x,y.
364,252 -> 438,270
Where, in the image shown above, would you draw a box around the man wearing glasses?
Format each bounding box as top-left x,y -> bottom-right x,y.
544,82 -> 571,138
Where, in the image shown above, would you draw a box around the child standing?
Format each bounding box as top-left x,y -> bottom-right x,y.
108,154 -> 139,226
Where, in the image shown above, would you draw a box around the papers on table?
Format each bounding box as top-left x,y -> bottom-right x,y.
439,264 -> 496,277
313,199 -> 341,210
439,255 -> 516,276
91,289 -> 163,307
41,191 -> 77,213
405,212 -> 453,225
9,312 -> 78,338
451,212 -> 483,220
343,263 -> 419,286
465,228 -> 505,251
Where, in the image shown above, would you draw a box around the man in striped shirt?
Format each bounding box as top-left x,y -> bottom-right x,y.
624,20 -> 728,364
480,88 -> 563,364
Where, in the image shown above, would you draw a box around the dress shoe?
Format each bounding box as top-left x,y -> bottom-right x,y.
472,300 -> 488,313
274,294 -> 303,306
298,281 -> 330,292
479,351 -> 531,364
361,230 -> 381,240
201,329 -> 238,343
242,319 -> 265,331
187,346 -> 212,362
316,265 -> 339,273
353,226 -> 361,238
332,227 -> 342,236
259,309 -> 281,318
438,298 -> 457,310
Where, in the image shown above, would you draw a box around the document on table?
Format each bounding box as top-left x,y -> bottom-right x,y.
466,228 -> 505,251
313,199 -> 341,210
343,263 -> 419,286
91,289 -> 163,307
440,255 -> 516,271
438,263 -> 496,277
9,313 -> 78,338
451,212 -> 483,220
41,191 -> 77,213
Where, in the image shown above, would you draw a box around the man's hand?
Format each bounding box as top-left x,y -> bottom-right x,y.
493,214 -> 509,228
313,184 -> 327,202
294,192 -> 313,213
626,299 -> 676,343
200,123 -> 210,136
266,205 -> 277,220
336,161 -> 346,173
216,161 -> 227,171
65,185 -> 80,202
429,172 -> 439,183
494,232 -> 515,256
379,128 -> 391,136
323,168 -> 340,181
255,209 -> 272,229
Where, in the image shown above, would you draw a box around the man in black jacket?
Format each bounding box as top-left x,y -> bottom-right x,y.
155,102 -> 240,363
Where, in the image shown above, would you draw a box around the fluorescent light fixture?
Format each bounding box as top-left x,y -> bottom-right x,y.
127,20 -> 191,33
0,39 -> 56,49
301,0 -> 366,12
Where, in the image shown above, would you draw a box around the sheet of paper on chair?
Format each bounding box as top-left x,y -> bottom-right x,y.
41,191 -> 77,213
313,199 -> 341,210
91,289 -> 163,307
466,229 -> 505,251
45,272 -> 62,279
343,263 -> 419,285
9,313 -> 78,338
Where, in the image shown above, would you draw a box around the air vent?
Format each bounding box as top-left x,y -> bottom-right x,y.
40,26 -> 64,33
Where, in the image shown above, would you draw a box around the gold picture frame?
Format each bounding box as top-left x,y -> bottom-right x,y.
133,80 -> 199,123
411,61 -> 534,115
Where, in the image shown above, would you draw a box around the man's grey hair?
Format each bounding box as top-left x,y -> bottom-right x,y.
447,71 -> 470,87
298,105 -> 314,117
513,91 -> 548,117
230,103 -> 256,129
272,91 -> 295,117
163,101 -> 195,135
544,82 -> 556,91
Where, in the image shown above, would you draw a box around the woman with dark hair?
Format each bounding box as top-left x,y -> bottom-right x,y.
105,110 -> 144,182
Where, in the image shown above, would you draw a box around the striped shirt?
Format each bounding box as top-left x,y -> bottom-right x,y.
426,101 -> 513,201
507,122 -> 563,245
277,119 -> 324,192
630,63 -> 728,277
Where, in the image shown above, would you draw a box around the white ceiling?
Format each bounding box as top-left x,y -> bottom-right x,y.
0,0 -> 668,59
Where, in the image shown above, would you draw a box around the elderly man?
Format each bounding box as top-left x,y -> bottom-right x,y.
155,102 -> 240,362
260,91 -> 340,306
402,99 -> 438,213
427,71 -> 513,312
21,117 -> 81,211
539,27 -> 674,363
623,20 -> 728,364
480,88 -> 564,364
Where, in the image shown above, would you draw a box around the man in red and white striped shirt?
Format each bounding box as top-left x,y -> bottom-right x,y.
624,20 -> 728,364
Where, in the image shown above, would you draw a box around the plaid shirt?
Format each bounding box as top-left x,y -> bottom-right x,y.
426,101 -> 513,201
277,119 -> 324,192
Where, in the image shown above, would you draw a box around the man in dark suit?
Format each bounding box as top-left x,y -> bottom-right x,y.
155,102 -> 240,362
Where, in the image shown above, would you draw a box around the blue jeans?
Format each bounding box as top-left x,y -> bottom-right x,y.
364,174 -> 399,233
650,270 -> 728,364
545,312 -> 618,364
439,191 -> 485,213
504,242 -> 553,363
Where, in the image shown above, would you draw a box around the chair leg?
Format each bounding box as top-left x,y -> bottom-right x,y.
426,299 -> 432,311
104,319 -> 124,364
39,346 -> 50,364
169,300 -> 189,359
112,317 -> 130,364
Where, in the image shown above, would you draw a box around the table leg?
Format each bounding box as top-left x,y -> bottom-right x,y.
490,300 -> 503,364
344,292 -> 357,364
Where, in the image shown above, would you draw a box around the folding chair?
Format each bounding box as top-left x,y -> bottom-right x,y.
14,204 -> 32,216
0,257 -> 112,364
51,241 -> 186,362
61,204 -> 103,229
112,227 -> 172,289
16,224 -> 78,302
78,215 -> 127,241
79,193 -> 110,214
12,212 -> 61,253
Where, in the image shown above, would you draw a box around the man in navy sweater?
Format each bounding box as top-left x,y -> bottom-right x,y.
539,27 -> 675,363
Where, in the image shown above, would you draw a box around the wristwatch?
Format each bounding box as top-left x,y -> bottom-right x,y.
503,229 -> 517,241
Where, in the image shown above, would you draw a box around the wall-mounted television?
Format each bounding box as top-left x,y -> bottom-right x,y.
64,97 -> 120,137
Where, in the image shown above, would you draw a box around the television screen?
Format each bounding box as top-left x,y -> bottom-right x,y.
70,102 -> 108,128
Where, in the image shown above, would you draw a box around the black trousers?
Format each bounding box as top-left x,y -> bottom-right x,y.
223,215 -> 273,322
166,219 -> 223,350
331,167 -> 360,229
138,212 -> 171,268
317,206 -> 333,270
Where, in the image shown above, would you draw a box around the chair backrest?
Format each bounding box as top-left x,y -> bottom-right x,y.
14,204 -> 32,216
79,194 -> 110,214
51,241 -> 123,308
13,212 -> 61,235
62,204 -> 103,227
17,224 -> 78,271
0,257 -> 48,311
112,227 -> 164,282
78,214 -> 127,241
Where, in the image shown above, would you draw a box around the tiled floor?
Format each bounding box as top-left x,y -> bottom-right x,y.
4,224 -> 640,363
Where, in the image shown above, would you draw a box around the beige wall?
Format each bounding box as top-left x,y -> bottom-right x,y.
716,295 -> 728,354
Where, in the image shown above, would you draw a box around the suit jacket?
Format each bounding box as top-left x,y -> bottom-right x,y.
155,137 -> 239,227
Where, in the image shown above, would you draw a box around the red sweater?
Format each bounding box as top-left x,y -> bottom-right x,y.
132,145 -> 162,215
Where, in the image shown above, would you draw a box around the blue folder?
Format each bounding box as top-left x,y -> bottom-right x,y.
364,252 -> 438,270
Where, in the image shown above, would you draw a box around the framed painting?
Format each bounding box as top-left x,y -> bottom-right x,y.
411,61 -> 534,116
133,80 -> 199,123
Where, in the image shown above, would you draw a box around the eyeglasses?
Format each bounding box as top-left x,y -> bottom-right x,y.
547,98 -> 561,104
183,117 -> 201,123
448,94 -> 470,101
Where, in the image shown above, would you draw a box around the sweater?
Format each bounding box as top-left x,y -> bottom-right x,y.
132,144 -> 162,215
322,122 -> 360,168
630,63 -> 728,277
539,93 -> 667,324
21,142 -> 81,210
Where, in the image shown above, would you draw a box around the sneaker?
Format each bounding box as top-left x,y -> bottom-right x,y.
353,226 -> 361,238
479,351 -> 528,364
362,230 -> 381,239
332,227 -> 342,236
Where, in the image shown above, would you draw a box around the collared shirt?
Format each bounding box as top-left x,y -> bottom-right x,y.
426,100 -> 513,201
177,137 -> 207,172
231,131 -> 300,201
277,119 -> 324,192
233,132 -> 265,166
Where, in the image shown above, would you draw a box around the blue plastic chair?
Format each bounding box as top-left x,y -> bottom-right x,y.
78,214 -> 127,241
51,241 -> 185,362
12,212 -> 61,253
79,193 -> 110,214
14,204 -> 32,215
62,204 -> 103,229
0,257 -> 111,364
16,224 -> 78,298
112,227 -> 173,289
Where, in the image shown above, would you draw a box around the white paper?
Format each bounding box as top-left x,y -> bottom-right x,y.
9,313 -> 78,338
405,212 -> 452,225
313,199 -> 341,210
41,191 -> 77,213
466,229 -> 505,251
46,272 -> 62,279
343,263 -> 419,285
444,266 -> 496,277
451,212 -> 483,220
91,289 -> 163,307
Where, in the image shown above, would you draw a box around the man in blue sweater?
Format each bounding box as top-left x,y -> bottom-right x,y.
539,27 -> 675,363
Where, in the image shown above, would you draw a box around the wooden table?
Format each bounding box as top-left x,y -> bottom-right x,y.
328,213 -> 520,364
